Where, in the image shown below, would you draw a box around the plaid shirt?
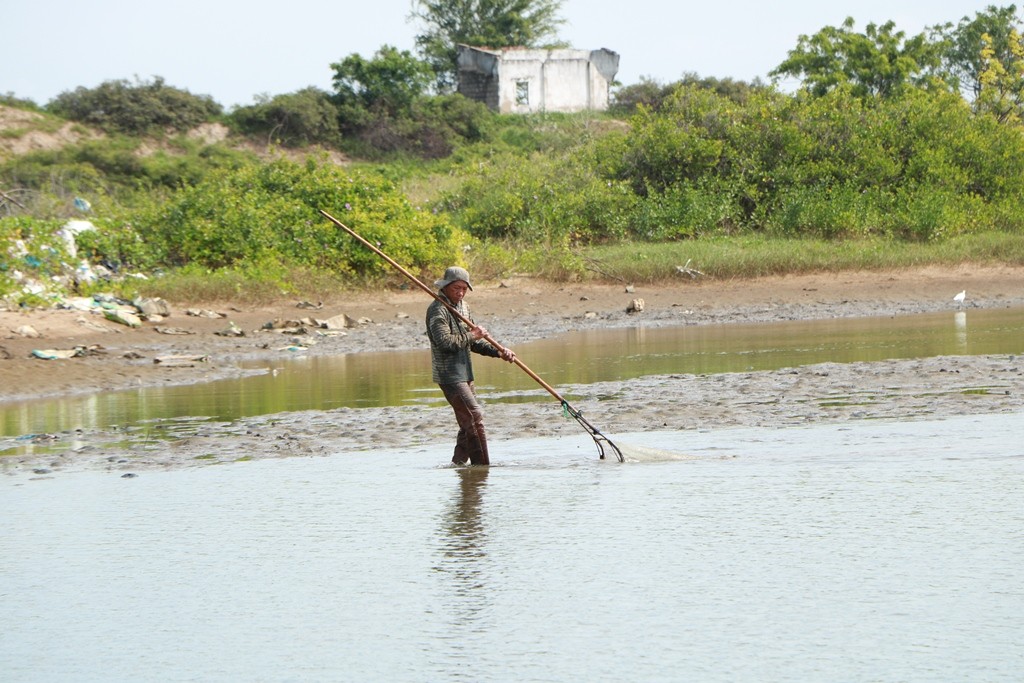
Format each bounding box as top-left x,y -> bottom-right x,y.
426,294 -> 500,384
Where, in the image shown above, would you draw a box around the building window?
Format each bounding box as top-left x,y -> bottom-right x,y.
515,80 -> 530,105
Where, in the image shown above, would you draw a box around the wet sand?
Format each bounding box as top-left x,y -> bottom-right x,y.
3,265 -> 1023,475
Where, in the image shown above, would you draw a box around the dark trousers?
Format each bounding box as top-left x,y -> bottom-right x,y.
440,382 -> 490,466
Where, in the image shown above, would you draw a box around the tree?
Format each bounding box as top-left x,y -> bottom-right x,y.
330,45 -> 434,122
976,29 -> 1024,121
932,4 -> 1023,102
411,0 -> 567,91
328,45 -> 492,159
770,17 -> 941,98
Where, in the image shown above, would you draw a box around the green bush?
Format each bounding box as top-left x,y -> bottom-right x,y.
2,153 -> 109,199
611,86 -> 735,196
435,151 -> 533,239
74,217 -> 154,271
610,78 -> 679,115
438,82 -> 1024,242
0,93 -> 43,111
0,213 -> 160,293
438,146 -> 636,246
611,73 -> 766,115
331,45 -> 433,120
47,77 -> 222,135
340,94 -> 492,160
229,88 -> 340,148
1,137 -> 256,215
127,156 -> 464,277
631,179 -> 745,239
763,183 -> 890,237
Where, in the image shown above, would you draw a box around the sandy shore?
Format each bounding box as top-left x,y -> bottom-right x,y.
3,265 -> 1023,475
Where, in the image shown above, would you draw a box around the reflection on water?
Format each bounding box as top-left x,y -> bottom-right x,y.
2,415 -> 1022,682
3,308 -> 1023,442
955,310 -> 968,348
436,468 -> 491,635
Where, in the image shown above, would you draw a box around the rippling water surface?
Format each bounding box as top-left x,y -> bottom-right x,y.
3,414 -> 1022,682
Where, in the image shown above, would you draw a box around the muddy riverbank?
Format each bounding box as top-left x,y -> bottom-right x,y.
3,265 -> 1023,476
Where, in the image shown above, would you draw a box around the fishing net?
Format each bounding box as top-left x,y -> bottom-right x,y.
612,441 -> 696,463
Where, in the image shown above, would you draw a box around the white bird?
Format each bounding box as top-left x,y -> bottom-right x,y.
953,290 -> 966,309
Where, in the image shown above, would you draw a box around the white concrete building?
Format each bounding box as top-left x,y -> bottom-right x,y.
456,45 -> 620,114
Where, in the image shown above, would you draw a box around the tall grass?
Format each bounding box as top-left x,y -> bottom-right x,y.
522,232 -> 1024,283
93,232 -> 1024,304
128,264 -> 356,305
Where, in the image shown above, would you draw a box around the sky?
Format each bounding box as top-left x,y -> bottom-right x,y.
1,0 -> 1010,109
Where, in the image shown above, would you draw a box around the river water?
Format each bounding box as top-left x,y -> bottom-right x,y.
2,309 -> 1023,681
2,415 -> 1022,682
2,307 -> 1024,441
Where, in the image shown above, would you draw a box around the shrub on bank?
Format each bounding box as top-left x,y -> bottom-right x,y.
442,85 -> 1024,245
1,157 -> 468,301
229,88 -> 341,148
1,136 -> 256,208
47,77 -> 222,135
132,156 -> 464,278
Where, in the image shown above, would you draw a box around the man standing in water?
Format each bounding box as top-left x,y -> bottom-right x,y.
427,267 -> 516,466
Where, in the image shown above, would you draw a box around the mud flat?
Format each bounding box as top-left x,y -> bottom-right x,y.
3,265 -> 1023,475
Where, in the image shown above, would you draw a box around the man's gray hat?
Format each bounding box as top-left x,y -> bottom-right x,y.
434,266 -> 473,291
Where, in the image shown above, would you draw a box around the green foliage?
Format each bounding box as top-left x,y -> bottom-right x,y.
3,151 -> 108,198
463,239 -> 517,280
129,260 -> 348,303
74,217 -> 154,271
331,46 -> 434,121
764,183 -> 893,238
0,213 -> 163,300
47,77 -> 222,135
1,136 -> 256,214
412,0 -> 567,91
610,78 -> 679,115
611,86 -> 736,196
329,46 -> 494,160
469,111 -> 614,155
932,4 -> 1022,101
345,94 -> 493,160
0,93 -> 43,111
229,88 -> 341,147
569,231 -> 1024,283
126,156 -> 463,278
412,94 -> 494,147
770,17 -> 942,98
976,28 -> 1024,122
630,179 -> 745,239
444,83 -> 1024,243
611,73 -> 767,115
436,151 -> 532,238
438,145 -> 636,247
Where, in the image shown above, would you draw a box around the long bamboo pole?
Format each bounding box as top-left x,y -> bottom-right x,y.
319,208 -> 623,462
